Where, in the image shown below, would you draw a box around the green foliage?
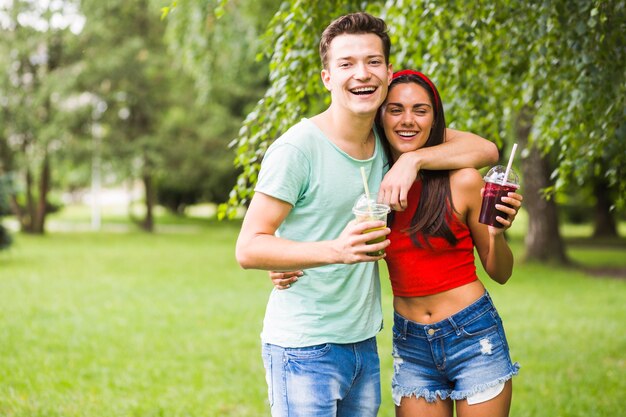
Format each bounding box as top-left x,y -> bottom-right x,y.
0,0 -> 88,232
523,1 -> 626,202
62,0 -> 249,219
3,0 -> 623,228
216,0 -> 382,218
160,0 -> 178,20
154,95 -> 241,211
216,0 -> 626,218
78,0 -> 172,176
2,0 -> 285,232
164,0 -> 290,218
388,0 -> 626,204
164,0 -> 279,105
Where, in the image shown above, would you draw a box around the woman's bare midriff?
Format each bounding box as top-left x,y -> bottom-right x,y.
393,280 -> 486,324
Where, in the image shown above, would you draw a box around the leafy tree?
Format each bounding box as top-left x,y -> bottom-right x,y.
154,75 -> 241,214
207,0 -> 625,265
385,0 -> 626,263
76,0 -> 191,231
3,0 -> 265,234
0,0 -> 84,234
162,0 -> 283,212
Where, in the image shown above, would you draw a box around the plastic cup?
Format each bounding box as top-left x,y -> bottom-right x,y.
352,194 -> 391,256
479,165 -> 520,228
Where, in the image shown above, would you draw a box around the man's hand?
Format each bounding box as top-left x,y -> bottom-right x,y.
331,219 -> 390,264
269,220 -> 391,290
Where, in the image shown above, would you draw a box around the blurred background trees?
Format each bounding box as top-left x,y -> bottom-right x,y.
0,0 -> 278,234
1,0 -> 624,262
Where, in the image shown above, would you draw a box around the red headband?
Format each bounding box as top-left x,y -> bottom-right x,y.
392,70 -> 439,108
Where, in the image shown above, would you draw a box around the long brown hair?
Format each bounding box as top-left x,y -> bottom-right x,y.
376,71 -> 458,248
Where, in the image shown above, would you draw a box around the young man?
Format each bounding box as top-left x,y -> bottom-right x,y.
236,12 -> 497,417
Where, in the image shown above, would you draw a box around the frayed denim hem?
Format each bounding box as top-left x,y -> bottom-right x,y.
392,386 -> 451,406
450,362 -> 520,401
392,362 -> 520,406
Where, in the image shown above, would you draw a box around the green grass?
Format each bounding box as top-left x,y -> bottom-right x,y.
1,211 -> 625,416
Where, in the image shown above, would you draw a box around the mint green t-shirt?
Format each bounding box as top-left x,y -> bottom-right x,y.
255,118 -> 387,347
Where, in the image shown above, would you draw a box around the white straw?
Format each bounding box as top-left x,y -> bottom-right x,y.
360,167 -> 373,213
502,143 -> 518,185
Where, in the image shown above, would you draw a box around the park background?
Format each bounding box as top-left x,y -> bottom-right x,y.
1,0 -> 625,416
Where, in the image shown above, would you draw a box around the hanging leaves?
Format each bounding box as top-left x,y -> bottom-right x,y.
183,0 -> 626,218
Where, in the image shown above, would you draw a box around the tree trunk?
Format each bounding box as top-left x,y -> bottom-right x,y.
142,173 -> 155,232
592,177 -> 618,238
517,107 -> 570,264
23,167 -> 35,233
32,152 -> 50,234
0,131 -> 13,172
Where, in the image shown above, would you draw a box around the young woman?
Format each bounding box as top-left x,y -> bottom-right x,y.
378,70 -> 521,417
272,70 -> 523,417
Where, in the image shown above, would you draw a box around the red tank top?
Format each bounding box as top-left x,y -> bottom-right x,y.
385,180 -> 477,297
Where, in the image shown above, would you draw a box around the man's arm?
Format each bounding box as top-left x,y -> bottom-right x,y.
235,192 -> 390,271
378,129 -> 498,211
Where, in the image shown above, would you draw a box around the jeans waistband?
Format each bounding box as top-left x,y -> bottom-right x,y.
393,291 -> 495,340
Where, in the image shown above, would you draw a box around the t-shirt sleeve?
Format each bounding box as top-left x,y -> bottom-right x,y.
254,143 -> 310,207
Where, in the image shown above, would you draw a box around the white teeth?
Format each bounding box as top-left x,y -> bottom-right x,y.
351,87 -> 376,94
397,131 -> 417,137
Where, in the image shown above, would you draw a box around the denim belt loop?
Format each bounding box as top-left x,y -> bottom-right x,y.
483,291 -> 494,308
397,316 -> 407,340
448,316 -> 462,336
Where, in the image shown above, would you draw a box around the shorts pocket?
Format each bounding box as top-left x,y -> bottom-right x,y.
392,325 -> 404,341
460,311 -> 498,338
284,343 -> 331,360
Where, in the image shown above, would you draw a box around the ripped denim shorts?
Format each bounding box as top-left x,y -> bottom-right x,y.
391,291 -> 520,405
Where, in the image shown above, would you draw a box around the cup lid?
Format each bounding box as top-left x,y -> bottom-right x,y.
353,194 -> 391,214
483,165 -> 520,186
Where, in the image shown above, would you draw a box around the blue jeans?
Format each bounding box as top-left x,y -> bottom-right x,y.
391,291 -> 519,405
262,337 -> 381,417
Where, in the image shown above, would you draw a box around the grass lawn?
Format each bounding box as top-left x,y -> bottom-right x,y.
0,210 -> 625,416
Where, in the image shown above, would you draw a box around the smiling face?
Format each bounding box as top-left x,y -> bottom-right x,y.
321,33 -> 392,118
382,81 -> 435,160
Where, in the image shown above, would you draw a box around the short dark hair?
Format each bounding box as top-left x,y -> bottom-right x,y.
319,12 -> 390,69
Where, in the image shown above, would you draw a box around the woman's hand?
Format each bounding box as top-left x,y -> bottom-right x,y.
490,190 -> 523,234
269,270 -> 303,289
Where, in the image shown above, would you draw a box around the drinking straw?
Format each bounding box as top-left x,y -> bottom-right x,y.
502,143 -> 518,185
360,167 -> 374,213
